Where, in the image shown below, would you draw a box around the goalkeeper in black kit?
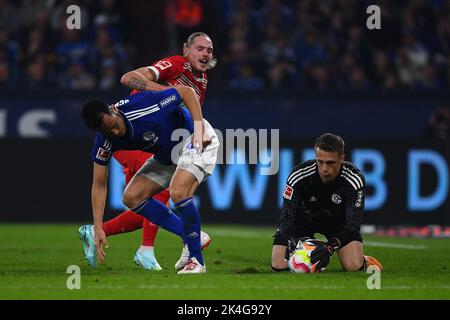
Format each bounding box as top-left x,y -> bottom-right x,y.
271,133 -> 382,272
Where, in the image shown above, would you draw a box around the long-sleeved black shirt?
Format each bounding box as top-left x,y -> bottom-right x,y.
279,159 -> 365,247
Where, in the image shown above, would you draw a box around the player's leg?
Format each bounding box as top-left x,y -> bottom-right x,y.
180,181 -> 213,249
123,176 -> 185,238
122,157 -> 191,244
103,150 -> 153,237
173,119 -> 220,274
169,168 -> 204,271
140,190 -> 169,247
131,188 -> 213,271
133,219 -> 160,269
332,229 -> 382,271
133,190 -> 169,270
336,242 -> 383,271
271,230 -> 290,271
102,211 -> 144,236
336,241 -> 366,271
169,170 -> 213,272
102,167 -> 145,236
100,171 -> 145,238
271,245 -> 289,271
114,150 -> 168,270
133,151 -> 160,247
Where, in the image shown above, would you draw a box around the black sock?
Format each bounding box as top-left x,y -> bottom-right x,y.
271,265 -> 290,272
358,259 -> 366,271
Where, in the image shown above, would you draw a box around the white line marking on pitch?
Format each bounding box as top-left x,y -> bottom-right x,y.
208,229 -> 428,250
364,241 -> 427,250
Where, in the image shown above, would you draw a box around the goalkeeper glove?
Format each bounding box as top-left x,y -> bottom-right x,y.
310,238 -> 340,270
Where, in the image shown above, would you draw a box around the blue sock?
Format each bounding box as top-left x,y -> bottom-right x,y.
132,199 -> 184,238
175,197 -> 203,265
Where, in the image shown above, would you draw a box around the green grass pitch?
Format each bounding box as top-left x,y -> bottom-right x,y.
0,223 -> 449,299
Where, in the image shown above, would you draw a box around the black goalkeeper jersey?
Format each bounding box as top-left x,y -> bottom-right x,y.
279,159 -> 365,247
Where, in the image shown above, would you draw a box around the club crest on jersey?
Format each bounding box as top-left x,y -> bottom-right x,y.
283,185 -> 294,200
96,148 -> 111,161
159,94 -> 177,108
331,193 -> 342,204
142,131 -> 159,145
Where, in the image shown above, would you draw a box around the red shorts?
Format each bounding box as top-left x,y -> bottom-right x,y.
112,150 -> 171,204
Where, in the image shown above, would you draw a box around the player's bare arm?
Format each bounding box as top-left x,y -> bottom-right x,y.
91,162 -> 109,262
121,67 -> 168,91
174,85 -> 211,152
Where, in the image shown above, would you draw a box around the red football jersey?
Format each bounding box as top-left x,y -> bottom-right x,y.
147,55 -> 208,106
117,56 -> 209,174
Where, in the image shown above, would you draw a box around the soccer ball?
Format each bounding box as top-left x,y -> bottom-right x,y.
288,239 -> 324,273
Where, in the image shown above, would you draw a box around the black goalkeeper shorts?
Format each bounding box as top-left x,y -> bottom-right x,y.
272,219 -> 362,247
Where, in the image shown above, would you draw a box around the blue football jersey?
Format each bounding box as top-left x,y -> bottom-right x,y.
92,88 -> 194,166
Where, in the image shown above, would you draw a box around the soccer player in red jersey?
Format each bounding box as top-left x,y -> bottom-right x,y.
79,32 -> 216,270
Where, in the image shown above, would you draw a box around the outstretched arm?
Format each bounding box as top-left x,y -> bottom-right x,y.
91,162 -> 109,262
120,67 -> 168,91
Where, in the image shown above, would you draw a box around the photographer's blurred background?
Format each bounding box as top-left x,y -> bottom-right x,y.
1,0 -> 449,236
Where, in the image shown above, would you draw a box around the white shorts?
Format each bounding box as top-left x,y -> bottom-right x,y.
136,119 -> 220,188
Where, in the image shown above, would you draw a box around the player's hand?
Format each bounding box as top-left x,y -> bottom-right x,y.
309,238 -> 339,270
309,244 -> 333,270
192,122 -> 211,154
94,226 -> 108,263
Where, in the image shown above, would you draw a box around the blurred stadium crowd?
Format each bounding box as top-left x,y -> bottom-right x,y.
0,0 -> 130,90
1,0 -> 450,91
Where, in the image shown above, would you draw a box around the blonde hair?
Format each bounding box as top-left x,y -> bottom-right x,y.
183,32 -> 217,70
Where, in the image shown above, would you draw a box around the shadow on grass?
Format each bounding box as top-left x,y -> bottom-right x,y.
233,267 -> 260,274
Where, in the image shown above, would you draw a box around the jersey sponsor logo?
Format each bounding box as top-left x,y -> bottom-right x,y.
331,193 -> 342,204
96,148 -> 111,161
159,94 -> 177,108
355,190 -> 363,208
155,60 -> 172,70
283,185 -> 294,200
114,99 -> 129,107
142,131 -> 159,145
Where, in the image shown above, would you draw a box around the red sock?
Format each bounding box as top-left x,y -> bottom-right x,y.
103,210 -> 144,236
142,219 -> 159,246
141,189 -> 171,246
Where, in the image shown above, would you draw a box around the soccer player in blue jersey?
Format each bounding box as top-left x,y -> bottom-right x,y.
81,85 -> 219,274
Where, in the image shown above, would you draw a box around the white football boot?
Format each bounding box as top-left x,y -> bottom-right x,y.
177,257 -> 206,274
134,246 -> 162,270
174,231 -> 211,270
